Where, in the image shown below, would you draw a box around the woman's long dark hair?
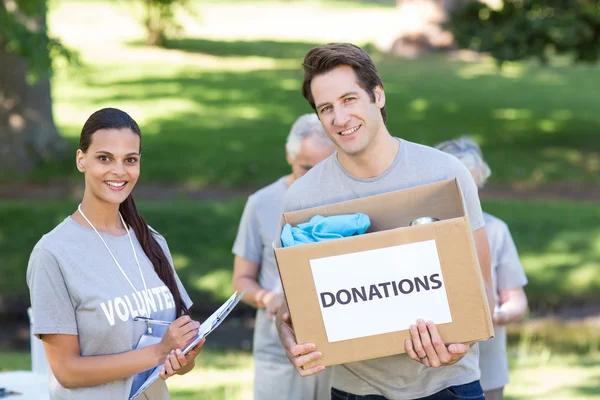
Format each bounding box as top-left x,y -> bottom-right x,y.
80,107 -> 188,317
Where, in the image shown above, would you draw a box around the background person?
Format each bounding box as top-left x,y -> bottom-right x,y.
232,113 -> 335,400
436,136 -> 529,400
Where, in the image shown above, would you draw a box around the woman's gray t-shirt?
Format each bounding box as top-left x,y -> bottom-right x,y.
27,217 -> 192,400
282,139 -> 485,400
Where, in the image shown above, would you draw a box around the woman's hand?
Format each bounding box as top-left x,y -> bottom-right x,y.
160,338 -> 206,380
159,316 -> 200,357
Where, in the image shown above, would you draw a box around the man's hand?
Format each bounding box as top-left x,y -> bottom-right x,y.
492,309 -> 509,325
265,292 -> 284,322
405,319 -> 470,368
275,301 -> 325,376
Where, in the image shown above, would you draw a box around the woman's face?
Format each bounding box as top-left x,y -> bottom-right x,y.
76,128 -> 141,205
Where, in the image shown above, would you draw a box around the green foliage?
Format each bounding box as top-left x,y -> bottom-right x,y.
449,0 -> 600,65
0,0 -> 78,80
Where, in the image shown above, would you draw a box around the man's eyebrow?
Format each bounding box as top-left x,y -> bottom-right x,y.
315,91 -> 360,110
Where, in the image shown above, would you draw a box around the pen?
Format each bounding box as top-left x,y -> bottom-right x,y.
134,316 -> 172,326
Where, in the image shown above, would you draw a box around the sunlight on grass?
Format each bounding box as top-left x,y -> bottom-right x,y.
455,60 -> 525,80
492,108 -> 533,121
172,254 -> 191,270
41,1 -> 600,187
2,349 -> 599,400
165,349 -> 253,400
506,353 -> 600,400
193,270 -> 234,299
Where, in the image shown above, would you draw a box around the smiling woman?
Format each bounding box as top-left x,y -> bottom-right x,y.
26,108 -> 205,400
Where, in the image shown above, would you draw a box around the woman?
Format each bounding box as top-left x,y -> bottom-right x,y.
27,108 -> 204,400
436,137 -> 529,400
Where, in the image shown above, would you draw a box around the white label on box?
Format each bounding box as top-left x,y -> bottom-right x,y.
309,240 -> 452,343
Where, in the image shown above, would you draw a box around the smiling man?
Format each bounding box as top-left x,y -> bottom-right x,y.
276,43 -> 494,400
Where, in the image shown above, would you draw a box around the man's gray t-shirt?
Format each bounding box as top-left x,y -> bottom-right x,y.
233,177 -> 289,295
27,217 -> 192,400
479,212 -> 528,392
282,139 -> 486,400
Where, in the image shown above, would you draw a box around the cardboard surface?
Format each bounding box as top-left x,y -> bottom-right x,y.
273,179 -> 493,368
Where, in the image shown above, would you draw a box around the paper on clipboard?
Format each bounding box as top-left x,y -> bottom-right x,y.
129,290 -> 247,400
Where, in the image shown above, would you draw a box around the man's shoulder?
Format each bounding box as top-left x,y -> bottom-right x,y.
403,139 -> 465,169
248,177 -> 288,205
288,155 -> 336,194
483,212 -> 509,235
283,156 -> 338,211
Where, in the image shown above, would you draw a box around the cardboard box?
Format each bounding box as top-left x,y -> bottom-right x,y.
273,178 -> 493,368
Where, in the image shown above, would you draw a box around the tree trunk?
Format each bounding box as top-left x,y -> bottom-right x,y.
0,5 -> 69,174
385,0 -> 489,57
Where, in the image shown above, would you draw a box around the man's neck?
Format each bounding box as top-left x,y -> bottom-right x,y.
73,193 -> 124,235
284,174 -> 295,186
337,132 -> 399,179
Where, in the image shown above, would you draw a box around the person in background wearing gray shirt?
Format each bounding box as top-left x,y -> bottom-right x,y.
275,43 -> 495,400
436,137 -> 529,400
27,108 -> 203,400
232,113 -> 335,400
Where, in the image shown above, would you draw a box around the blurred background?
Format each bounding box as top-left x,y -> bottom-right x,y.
1,0 -> 599,399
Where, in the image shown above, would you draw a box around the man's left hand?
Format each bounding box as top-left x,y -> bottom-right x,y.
404,319 -> 470,368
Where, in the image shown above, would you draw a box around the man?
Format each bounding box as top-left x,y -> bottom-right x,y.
232,114 -> 335,400
276,43 -> 494,400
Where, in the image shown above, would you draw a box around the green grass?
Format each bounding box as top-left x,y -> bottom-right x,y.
17,1 -> 600,187
39,47 -> 600,187
1,348 -> 599,399
0,199 -> 245,308
504,352 -> 600,400
484,199 -> 600,310
2,198 -> 599,309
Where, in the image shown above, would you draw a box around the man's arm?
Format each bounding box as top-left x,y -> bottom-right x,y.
232,256 -> 282,320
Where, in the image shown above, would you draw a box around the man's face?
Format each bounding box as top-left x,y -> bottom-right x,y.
311,65 -> 385,158
287,138 -> 334,180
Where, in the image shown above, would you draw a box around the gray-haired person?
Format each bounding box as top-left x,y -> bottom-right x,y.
435,137 -> 529,400
232,114 -> 335,400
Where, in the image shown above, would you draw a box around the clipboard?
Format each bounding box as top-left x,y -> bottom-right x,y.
129,289 -> 247,400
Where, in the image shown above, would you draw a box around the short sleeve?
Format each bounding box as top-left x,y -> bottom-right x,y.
26,247 -> 78,339
496,224 -> 528,290
447,158 -> 485,232
232,196 -> 263,264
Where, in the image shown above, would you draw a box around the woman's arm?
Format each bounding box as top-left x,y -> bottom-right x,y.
494,287 -> 528,325
42,315 -> 199,388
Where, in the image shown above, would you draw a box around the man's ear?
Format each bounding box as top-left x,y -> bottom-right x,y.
285,150 -> 294,166
76,149 -> 85,173
374,85 -> 386,108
